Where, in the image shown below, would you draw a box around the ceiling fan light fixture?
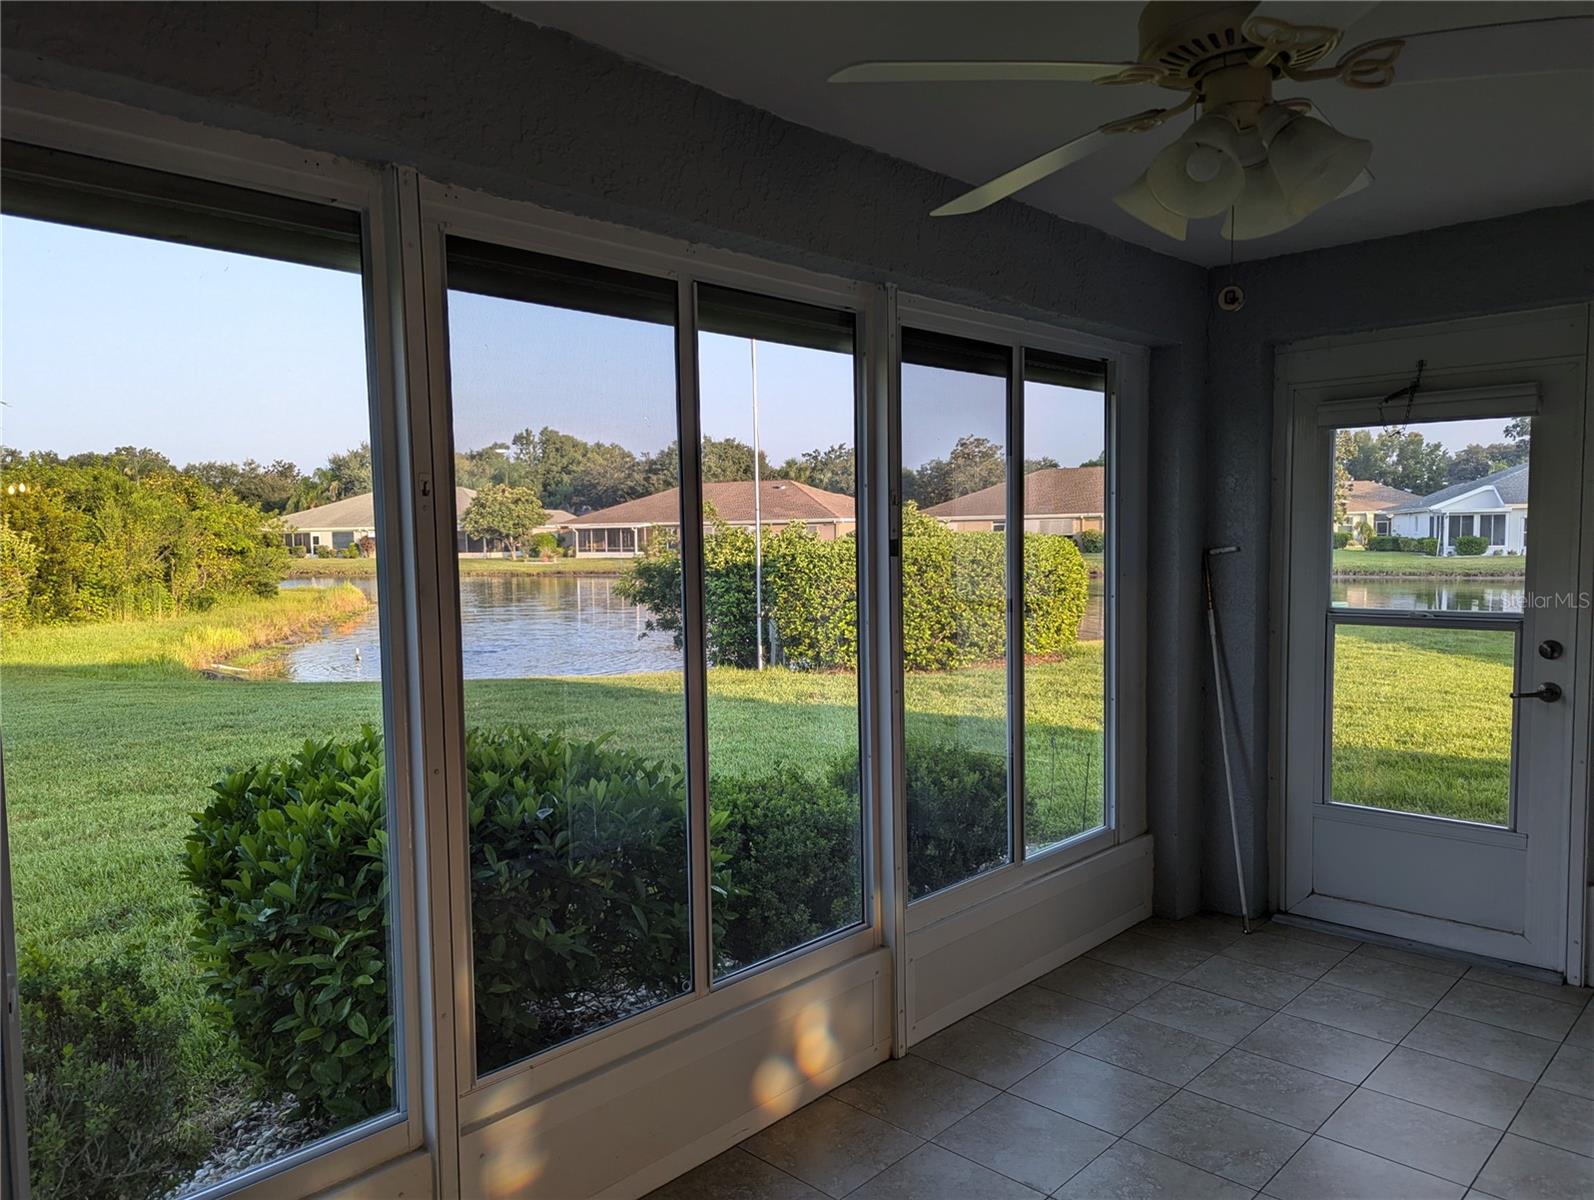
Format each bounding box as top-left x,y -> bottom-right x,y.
1266,113 -> 1373,218
1145,114 -> 1246,218
1114,173 -> 1188,240
1222,163 -> 1302,241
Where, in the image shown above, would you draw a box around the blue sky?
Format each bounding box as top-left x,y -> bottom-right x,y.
2,215 -> 1105,473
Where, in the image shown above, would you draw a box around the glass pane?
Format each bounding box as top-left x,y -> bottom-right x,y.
1332,418 -> 1529,613
1,210 -> 397,1198
445,242 -> 690,1074
1330,624 -> 1515,826
900,329 -> 1010,899
1022,351 -> 1108,854
694,284 -> 864,978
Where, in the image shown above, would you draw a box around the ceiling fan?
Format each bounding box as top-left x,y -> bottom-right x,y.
829,2 -> 1594,241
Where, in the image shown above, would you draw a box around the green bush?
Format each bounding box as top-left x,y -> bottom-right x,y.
902,740 -> 1009,898
1075,528 -> 1105,554
1333,530 -> 1352,549
1366,535 -> 1403,551
184,730 -> 394,1126
18,944 -> 207,1200
621,503 -> 1088,671
1399,536 -> 1439,555
1453,535 -> 1488,556
529,531 -> 561,558
289,543 -> 309,558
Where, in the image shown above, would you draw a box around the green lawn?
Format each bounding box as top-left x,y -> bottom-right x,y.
1332,550 -> 1525,578
1331,624 -> 1513,824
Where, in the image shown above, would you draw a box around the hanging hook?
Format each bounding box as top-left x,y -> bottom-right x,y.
1379,358 -> 1425,425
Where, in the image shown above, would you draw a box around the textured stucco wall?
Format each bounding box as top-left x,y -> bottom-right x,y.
0,2 -> 1214,914
1201,201 -> 1594,915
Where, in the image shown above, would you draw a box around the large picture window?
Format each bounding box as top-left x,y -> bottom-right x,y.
0,145 -> 403,1199
444,240 -> 692,1075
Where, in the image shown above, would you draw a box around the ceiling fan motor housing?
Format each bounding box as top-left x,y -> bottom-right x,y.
1136,1 -> 1336,86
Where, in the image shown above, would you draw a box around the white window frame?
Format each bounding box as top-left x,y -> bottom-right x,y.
0,84 -> 436,1200
410,178 -> 886,1132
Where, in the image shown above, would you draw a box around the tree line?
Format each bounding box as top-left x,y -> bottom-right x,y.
1335,419 -> 1531,498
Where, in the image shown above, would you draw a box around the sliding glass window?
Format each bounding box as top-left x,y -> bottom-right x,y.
443,241 -> 691,1075
899,328 -> 1012,898
1022,350 -> 1109,853
695,285 -> 865,977
0,144 -> 403,1198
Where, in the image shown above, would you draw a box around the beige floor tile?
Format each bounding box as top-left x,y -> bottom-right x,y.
1087,930 -> 1214,980
1182,954 -> 1313,1010
1054,1141 -> 1253,1200
1540,1041 -> 1594,1099
1075,1013 -> 1228,1086
1321,955 -> 1457,1007
1036,956 -> 1168,1010
1262,1136 -> 1465,1200
1565,1005 -> 1594,1048
1318,1089 -> 1501,1185
1135,915 -> 1247,954
1222,930 -> 1349,980
1009,1049 -> 1174,1135
1508,1084 -> 1594,1156
1362,1046 -> 1532,1129
846,1143 -> 1043,1200
1129,982 -> 1272,1046
645,1149 -> 826,1200
1284,980 -> 1428,1042
1464,965 -> 1594,1009
933,1093 -> 1114,1194
910,1014 -> 1061,1089
1436,979 -> 1582,1042
1402,1012 -> 1559,1083
831,1055 -> 998,1139
740,1097 -> 920,1198
1474,1134 -> 1594,1200
1258,922 -> 1362,954
979,982 -> 1116,1047
1238,1013 -> 1395,1085
1353,942 -> 1467,979
1126,1089 -> 1307,1188
1187,1049 -> 1355,1132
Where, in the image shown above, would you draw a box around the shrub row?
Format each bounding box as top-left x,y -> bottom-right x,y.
620,504 -> 1089,671
1453,535 -> 1489,556
184,727 -> 1006,1122
1366,535 -> 1438,555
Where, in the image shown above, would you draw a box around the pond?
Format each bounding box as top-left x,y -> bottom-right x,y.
281,573 -> 1108,681
1331,579 -> 1525,613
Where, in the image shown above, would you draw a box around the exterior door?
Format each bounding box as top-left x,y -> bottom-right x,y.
1279,308 -> 1589,971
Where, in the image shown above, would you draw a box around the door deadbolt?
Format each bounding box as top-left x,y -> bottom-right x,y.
1538,640 -> 1563,660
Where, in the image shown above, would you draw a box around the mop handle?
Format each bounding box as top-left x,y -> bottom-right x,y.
1205,548 -> 1252,934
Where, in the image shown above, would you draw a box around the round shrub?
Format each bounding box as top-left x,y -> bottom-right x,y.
1075,528 -> 1105,554
1333,530 -> 1352,549
1366,535 -> 1403,552
1453,535 -> 1488,556
18,943 -> 208,1200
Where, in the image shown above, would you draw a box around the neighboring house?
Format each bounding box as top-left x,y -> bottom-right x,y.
280,488 -> 575,555
1386,462 -> 1529,555
566,480 -> 855,557
921,466 -> 1105,534
1338,480 -> 1420,538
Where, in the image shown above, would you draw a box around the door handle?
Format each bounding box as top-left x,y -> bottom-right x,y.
1510,682 -> 1563,703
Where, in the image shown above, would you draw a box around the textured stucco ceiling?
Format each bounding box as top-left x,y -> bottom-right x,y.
503,1 -> 1594,265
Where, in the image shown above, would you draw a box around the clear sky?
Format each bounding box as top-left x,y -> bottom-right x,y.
4,214 -> 1104,473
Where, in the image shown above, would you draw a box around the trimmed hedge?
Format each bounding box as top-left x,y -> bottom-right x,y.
1075,528 -> 1105,554
1333,530 -> 1352,549
187,728 -> 1010,1119
620,505 -> 1088,671
1453,535 -> 1488,556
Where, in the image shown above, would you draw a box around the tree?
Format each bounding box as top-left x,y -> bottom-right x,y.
1075,452 -> 1106,468
903,435 -> 1006,507
1024,455 -> 1061,474
458,483 -> 547,558
774,444 -> 855,495
1333,429 -> 1354,525
1338,427 -> 1451,496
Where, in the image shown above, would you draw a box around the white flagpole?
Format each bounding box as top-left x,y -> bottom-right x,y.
751,339 -> 764,669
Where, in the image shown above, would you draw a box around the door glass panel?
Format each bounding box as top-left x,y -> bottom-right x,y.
694,284 -> 864,978
1331,418 -> 1529,613
1,184 -> 400,1197
899,328 -> 1010,899
1022,350 -> 1109,854
444,240 -> 691,1075
1330,623 -> 1515,826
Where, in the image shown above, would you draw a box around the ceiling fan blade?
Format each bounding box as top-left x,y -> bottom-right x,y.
829,60 -> 1135,84
1380,15 -> 1594,84
931,125 -> 1117,217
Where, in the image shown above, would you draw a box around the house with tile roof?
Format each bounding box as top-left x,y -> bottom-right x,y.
566,479 -> 855,557
921,466 -> 1105,535
1338,479 -> 1421,539
280,488 -> 576,556
1386,462 -> 1530,555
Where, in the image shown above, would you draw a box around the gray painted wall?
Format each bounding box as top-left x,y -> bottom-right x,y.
5,2 -> 1586,921
1201,201 -> 1594,915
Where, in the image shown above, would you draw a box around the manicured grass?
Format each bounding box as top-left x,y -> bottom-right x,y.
282,556 -> 623,579
1331,624 -> 1513,825
1332,550 -> 1525,578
